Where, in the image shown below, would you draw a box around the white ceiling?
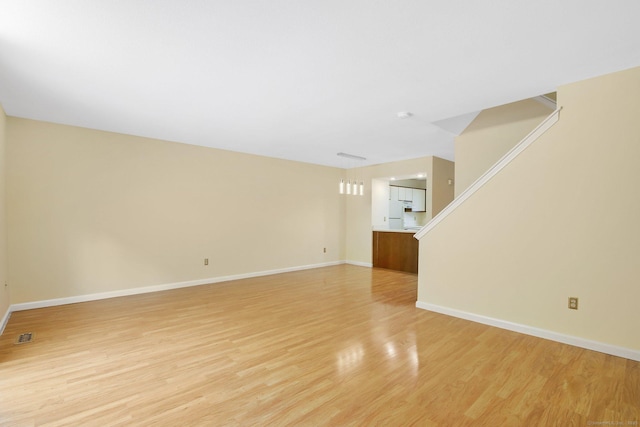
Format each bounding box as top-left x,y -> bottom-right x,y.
1,1 -> 639,168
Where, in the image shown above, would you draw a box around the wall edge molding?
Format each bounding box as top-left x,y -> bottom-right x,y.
0,306 -> 10,335
8,261 -> 346,313
415,301 -> 640,362
533,95 -> 557,109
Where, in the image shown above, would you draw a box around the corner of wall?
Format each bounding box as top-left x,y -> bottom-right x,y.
0,103 -> 10,333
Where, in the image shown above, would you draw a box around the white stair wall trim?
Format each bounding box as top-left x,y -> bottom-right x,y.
414,107 -> 562,240
416,301 -> 640,362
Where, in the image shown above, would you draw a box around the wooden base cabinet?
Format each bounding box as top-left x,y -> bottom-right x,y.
372,231 -> 419,274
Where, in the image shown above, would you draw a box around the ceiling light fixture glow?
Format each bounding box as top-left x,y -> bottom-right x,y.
337,153 -> 366,196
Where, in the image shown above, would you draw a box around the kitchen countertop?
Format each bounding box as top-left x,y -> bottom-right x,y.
372,227 -> 422,234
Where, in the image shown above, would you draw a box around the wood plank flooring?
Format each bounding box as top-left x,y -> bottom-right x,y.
0,265 -> 638,426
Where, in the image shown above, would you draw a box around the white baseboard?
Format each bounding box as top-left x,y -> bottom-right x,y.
0,305 -> 10,335
346,260 -> 373,268
9,261 -> 346,313
416,301 -> 640,362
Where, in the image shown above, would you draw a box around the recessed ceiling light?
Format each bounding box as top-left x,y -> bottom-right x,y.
397,112 -> 413,119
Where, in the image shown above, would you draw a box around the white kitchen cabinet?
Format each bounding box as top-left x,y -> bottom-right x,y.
389,186 -> 399,201
397,187 -> 413,201
411,189 -> 426,212
406,189 -> 413,202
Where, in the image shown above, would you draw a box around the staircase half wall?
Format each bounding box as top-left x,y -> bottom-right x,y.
416,66 -> 640,360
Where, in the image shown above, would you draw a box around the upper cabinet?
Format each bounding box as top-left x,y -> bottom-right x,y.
389,185 -> 426,212
389,186 -> 399,201
398,187 -> 412,202
411,188 -> 426,212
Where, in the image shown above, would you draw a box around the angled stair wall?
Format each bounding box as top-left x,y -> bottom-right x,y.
415,66 -> 640,360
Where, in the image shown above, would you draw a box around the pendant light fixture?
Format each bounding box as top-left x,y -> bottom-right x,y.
337,152 -> 366,196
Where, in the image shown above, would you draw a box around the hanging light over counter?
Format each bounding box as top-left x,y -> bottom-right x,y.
337,152 -> 366,196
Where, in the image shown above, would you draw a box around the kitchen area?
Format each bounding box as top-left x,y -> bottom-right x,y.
387,181 -> 428,231
370,162 -> 454,274
372,178 -> 428,274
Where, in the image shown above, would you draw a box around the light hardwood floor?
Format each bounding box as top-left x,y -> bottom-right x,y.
0,265 -> 638,426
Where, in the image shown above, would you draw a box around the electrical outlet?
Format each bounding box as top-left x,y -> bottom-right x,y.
204,258 -> 209,266
568,297 -> 578,310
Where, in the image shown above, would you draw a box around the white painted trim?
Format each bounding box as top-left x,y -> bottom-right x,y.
415,107 -> 562,240
9,261 -> 345,313
416,301 -> 640,362
346,260 -> 373,268
533,95 -> 557,109
0,306 -> 11,335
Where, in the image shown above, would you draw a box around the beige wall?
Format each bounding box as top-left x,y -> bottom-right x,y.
418,66 -> 640,351
454,98 -> 552,196
0,105 -> 8,323
7,119 -> 345,303
431,157 -> 455,216
3,115 -> 454,305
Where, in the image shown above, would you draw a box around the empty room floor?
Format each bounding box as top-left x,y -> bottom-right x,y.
0,265 -> 638,426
